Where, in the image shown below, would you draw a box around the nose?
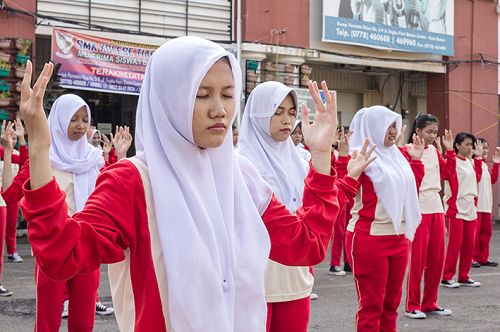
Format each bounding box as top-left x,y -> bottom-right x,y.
209,97 -> 227,118
282,112 -> 294,125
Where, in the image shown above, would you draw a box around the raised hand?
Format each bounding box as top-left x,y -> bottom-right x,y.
1,121 -> 15,151
492,147 -> 500,163
338,127 -> 352,156
110,126 -> 119,146
14,118 -> 26,146
441,129 -> 454,151
19,61 -> 53,150
19,61 -> 54,190
102,134 -> 113,154
396,124 -> 407,147
114,126 -> 133,159
406,133 -> 425,160
473,139 -> 484,159
435,136 -> 443,155
347,138 -> 377,180
301,81 -> 338,153
13,118 -> 24,138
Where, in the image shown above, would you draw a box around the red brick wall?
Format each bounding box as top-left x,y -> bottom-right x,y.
0,0 -> 36,40
427,0 -> 499,216
242,0 -> 309,48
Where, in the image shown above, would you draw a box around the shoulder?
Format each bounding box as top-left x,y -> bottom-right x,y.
96,159 -> 143,191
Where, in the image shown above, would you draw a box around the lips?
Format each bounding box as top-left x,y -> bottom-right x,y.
280,128 -> 291,132
208,123 -> 226,130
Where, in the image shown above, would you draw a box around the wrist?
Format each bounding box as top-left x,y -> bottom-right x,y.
18,137 -> 26,146
116,153 -> 126,160
28,145 -> 50,155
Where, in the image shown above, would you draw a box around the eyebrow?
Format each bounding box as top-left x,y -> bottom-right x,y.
198,85 -> 234,90
277,106 -> 297,110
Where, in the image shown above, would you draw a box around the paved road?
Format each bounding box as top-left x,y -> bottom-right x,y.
1,225 -> 499,331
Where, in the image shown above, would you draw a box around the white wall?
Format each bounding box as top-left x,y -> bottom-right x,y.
37,0 -> 232,41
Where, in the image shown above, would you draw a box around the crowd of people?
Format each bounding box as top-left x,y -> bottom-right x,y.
0,35 -> 496,332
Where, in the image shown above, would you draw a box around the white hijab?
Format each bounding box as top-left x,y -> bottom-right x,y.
349,106 -> 421,241
87,128 -> 103,150
135,36 -> 272,331
48,94 -> 104,212
238,81 -> 306,212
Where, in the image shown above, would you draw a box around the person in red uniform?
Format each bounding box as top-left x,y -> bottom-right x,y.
344,106 -> 425,332
18,36 -> 356,331
36,94 -> 105,332
0,121 -> 25,296
401,113 -> 455,319
442,132 -> 483,288
472,138 -> 499,268
3,118 -> 27,266
238,81 -> 373,332
329,128 -> 354,276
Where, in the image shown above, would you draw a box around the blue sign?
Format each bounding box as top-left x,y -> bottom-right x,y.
323,1 -> 454,56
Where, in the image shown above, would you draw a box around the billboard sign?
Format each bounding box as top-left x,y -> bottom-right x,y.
51,28 -> 158,95
323,1 -> 454,56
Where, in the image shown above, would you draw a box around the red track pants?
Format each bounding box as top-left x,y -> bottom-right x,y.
474,212 -> 492,264
0,206 -> 6,282
266,296 -> 310,332
330,205 -> 348,267
34,261 -> 99,332
5,202 -> 19,255
442,217 -> 477,282
346,231 -> 409,332
405,213 -> 445,312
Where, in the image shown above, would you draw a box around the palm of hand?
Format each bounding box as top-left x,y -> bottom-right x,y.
103,142 -> 112,154
0,134 -> 12,150
303,116 -> 337,152
493,148 -> 500,163
301,81 -> 338,152
14,127 -> 24,137
114,135 -> 132,155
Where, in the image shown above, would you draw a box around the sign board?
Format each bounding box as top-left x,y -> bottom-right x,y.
52,28 -> 158,95
295,88 -> 342,125
323,1 -> 454,56
97,122 -> 112,135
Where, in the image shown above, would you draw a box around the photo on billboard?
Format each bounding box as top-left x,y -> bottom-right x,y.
322,1 -> 454,56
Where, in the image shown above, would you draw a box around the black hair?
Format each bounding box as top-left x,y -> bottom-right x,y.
453,132 -> 476,153
292,121 -> 302,134
477,137 -> 487,144
232,122 -> 238,130
407,113 -> 439,144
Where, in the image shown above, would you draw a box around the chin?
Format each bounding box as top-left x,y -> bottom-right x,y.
199,139 -> 225,149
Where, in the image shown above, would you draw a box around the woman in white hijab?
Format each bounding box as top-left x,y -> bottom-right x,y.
88,128 -> 103,149
239,81 -> 368,331
38,94 -> 104,331
20,36 -> 350,332
344,105 -> 425,332
291,120 -> 311,169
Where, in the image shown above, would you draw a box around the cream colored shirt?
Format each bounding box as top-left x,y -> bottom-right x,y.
418,145 -> 444,214
444,157 -> 477,221
477,162 -> 493,213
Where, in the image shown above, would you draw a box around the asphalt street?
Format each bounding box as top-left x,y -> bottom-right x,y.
1,224 -> 499,331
